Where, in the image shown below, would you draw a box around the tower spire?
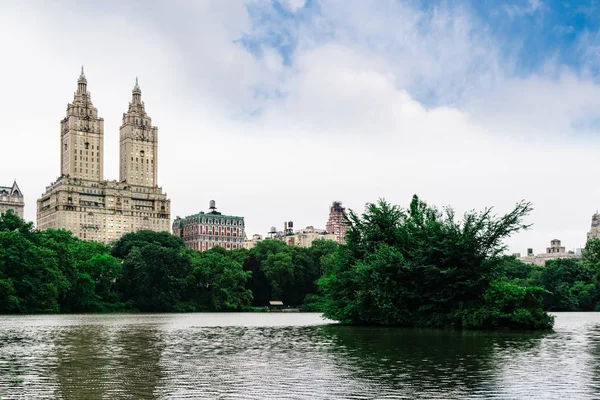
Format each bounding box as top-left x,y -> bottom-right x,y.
132,76 -> 141,104
77,65 -> 87,93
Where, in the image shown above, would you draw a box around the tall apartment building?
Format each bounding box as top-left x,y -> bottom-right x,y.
172,201 -> 245,251
588,212 -> 600,242
0,181 -> 24,218
326,201 -> 349,244
37,68 -> 170,243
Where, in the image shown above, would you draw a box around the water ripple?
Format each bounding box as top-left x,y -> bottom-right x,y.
0,312 -> 599,399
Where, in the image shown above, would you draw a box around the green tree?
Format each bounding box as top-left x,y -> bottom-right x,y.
121,244 -> 191,311
462,280 -> 554,329
262,251 -> 294,301
188,249 -> 252,311
0,231 -> 68,313
319,195 -> 553,329
111,230 -> 184,259
540,258 -> 596,311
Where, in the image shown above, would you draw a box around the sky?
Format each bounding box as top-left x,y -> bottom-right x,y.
2,0 -> 600,254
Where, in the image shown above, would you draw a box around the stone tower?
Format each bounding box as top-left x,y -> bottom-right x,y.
119,78 -> 159,187
587,212 -> 600,242
38,69 -> 171,244
60,66 -> 105,181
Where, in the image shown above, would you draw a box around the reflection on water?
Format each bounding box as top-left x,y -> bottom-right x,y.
0,313 -> 599,399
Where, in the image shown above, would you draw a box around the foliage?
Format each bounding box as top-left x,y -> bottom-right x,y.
0,212 -> 332,313
461,280 -> 554,329
5,200 -> 600,326
318,195 -> 553,330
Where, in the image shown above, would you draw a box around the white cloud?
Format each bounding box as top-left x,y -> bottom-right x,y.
0,0 -> 598,256
278,0 -> 307,12
503,0 -> 545,18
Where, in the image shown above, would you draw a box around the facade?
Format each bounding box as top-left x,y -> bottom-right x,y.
518,239 -> 580,266
587,212 -> 600,241
0,181 -> 24,218
325,201 -> 349,244
172,201 -> 245,251
37,69 -> 170,243
243,234 -> 263,249
289,226 -> 337,247
267,223 -> 337,248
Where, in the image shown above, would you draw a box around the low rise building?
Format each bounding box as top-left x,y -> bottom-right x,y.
172,201 -> 245,251
243,234 -> 263,250
0,181 -> 24,218
518,239 -> 580,266
268,223 -> 337,248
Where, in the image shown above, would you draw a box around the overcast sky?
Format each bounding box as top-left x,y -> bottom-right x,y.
2,0 -> 600,254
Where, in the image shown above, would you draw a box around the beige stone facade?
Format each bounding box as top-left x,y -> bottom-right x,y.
243,234 -> 263,249
0,181 -> 24,218
271,225 -> 337,248
37,69 -> 170,243
587,213 -> 600,242
518,239 -> 580,266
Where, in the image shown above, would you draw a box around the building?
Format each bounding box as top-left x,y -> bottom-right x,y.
37,68 -> 170,243
518,239 -> 580,266
267,222 -> 337,248
293,226 -> 337,247
243,234 -> 263,249
587,212 -> 600,241
0,181 -> 24,218
325,201 -> 349,244
547,239 -> 565,254
172,200 -> 245,251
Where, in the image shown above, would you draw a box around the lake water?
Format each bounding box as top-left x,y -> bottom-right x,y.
0,312 -> 598,399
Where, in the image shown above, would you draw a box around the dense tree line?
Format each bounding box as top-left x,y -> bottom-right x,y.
5,196 -> 600,331
0,209 -> 336,313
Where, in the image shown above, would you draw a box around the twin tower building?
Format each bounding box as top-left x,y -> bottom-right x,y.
37,68 -> 170,243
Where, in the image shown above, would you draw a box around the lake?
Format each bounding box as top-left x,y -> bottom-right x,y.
0,312 -> 598,399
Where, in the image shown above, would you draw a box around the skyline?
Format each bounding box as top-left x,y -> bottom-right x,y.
3,0 -> 600,253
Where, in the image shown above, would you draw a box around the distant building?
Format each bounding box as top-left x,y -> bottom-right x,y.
518,239 -> 580,266
325,201 -> 349,244
172,200 -> 245,251
36,68 -> 170,243
0,181 -> 24,218
268,223 -> 337,248
293,226 -> 337,247
243,234 -> 263,249
587,212 -> 600,242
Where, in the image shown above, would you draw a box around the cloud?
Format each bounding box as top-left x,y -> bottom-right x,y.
503,0 -> 545,18
278,0 -> 307,12
1,0 -> 600,257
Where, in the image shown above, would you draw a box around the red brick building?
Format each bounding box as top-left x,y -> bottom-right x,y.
325,201 -> 349,244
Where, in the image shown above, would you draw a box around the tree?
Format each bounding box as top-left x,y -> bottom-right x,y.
319,195 -> 553,329
121,244 -> 191,311
111,230 -> 184,259
262,252 -> 294,301
540,258 -> 596,311
188,249 -> 252,311
0,231 -> 68,313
